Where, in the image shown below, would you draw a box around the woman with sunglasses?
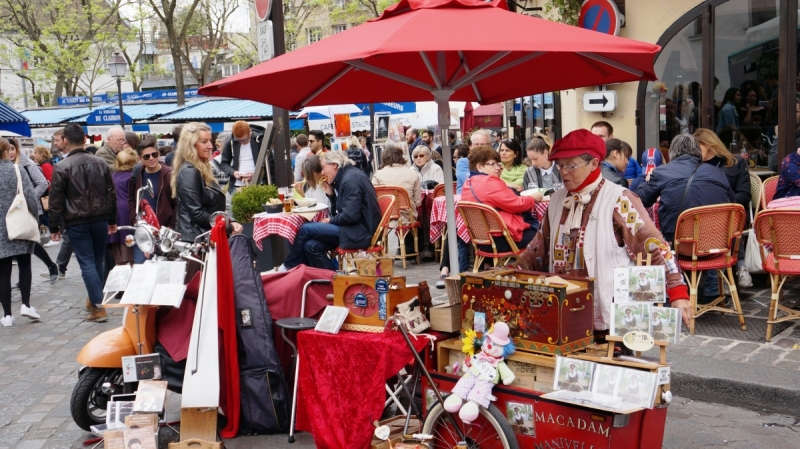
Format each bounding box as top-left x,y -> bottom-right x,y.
411,145 -> 444,187
498,138 -> 527,191
129,136 -> 177,262
461,145 -> 538,257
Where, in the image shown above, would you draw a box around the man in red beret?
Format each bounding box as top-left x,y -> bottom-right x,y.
519,129 -> 691,336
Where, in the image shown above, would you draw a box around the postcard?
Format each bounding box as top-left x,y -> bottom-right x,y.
591,364 -> 622,397
610,303 -> 650,337
553,356 -> 594,393
133,380 -> 168,414
123,426 -> 157,449
613,266 -> 666,303
314,306 -> 349,335
506,401 -> 535,436
617,369 -> 658,409
649,307 -> 682,344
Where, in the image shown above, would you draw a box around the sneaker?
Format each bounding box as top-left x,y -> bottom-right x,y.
43,240 -> 60,248
0,315 -> 12,327
41,270 -> 66,280
737,266 -> 753,288
20,305 -> 40,321
277,264 -> 288,273
83,297 -> 92,313
436,274 -> 446,289
86,307 -> 108,323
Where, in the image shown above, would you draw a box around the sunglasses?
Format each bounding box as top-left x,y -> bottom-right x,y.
141,153 -> 158,161
413,154 -> 427,159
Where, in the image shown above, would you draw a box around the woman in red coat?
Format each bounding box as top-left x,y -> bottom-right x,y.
461,145 -> 538,253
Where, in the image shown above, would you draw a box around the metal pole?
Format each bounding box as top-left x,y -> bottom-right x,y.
271,0 -> 292,188
116,77 -> 125,128
778,0 -> 797,164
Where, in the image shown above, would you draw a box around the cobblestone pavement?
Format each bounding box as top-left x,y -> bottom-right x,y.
2,245 -> 800,448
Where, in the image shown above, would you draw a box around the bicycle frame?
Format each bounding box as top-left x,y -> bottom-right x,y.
390,313 -> 469,443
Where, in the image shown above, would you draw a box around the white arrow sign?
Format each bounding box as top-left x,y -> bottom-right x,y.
583,90 -> 617,112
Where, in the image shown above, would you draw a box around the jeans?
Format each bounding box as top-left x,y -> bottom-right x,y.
69,221 -> 108,307
56,229 -> 73,274
284,222 -> 340,271
133,246 -> 149,264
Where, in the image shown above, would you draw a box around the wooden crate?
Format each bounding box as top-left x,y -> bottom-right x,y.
436,337 -> 556,393
429,303 -> 461,333
354,258 -> 394,276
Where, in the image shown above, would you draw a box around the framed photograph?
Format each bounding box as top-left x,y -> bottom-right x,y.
375,113 -> 390,139
649,307 -> 682,344
610,303 -> 650,337
591,364 -> 622,397
553,356 -> 594,392
613,266 -> 666,303
618,369 -> 658,409
506,401 -> 535,436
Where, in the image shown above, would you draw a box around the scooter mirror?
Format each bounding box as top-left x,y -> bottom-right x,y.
144,179 -> 155,198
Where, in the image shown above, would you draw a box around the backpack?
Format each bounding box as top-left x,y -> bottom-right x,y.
229,234 -> 290,434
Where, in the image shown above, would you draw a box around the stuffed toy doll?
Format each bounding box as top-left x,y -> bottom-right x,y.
444,322 -> 516,422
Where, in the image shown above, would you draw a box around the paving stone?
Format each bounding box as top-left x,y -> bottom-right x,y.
14,440 -> 45,449
771,338 -> 799,349
774,360 -> 800,370
783,350 -> 800,361
714,350 -> 748,361
37,419 -> 64,429
729,342 -> 761,353
17,413 -> 46,424
690,345 -> 723,357
745,348 -> 787,365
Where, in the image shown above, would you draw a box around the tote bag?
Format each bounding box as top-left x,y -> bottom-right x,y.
744,203 -> 764,274
6,164 -> 40,242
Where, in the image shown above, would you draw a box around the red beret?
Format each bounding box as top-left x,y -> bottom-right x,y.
548,129 -> 606,161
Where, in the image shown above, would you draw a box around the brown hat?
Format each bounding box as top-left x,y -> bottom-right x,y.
548,129 -> 605,162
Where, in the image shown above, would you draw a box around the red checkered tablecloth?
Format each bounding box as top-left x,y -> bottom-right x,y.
429,195 -> 548,244
252,210 -> 328,250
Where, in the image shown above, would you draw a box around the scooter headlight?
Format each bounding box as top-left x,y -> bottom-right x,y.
134,226 -> 156,253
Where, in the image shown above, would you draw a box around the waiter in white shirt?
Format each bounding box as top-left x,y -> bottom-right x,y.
219,120 -> 265,193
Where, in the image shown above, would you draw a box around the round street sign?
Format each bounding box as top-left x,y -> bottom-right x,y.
578,0 -> 621,36
255,0 -> 271,22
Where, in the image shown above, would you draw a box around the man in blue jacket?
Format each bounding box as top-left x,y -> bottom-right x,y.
280,151 -> 381,271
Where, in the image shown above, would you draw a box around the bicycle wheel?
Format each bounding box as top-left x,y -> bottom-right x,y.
422,399 -> 519,449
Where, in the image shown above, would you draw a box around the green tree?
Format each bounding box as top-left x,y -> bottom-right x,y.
0,0 -> 126,106
145,0 -> 203,105
177,0 -> 239,86
544,0 -> 582,25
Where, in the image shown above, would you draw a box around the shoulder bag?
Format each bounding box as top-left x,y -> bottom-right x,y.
6,164 -> 40,242
744,202 -> 765,274
675,163 -> 701,257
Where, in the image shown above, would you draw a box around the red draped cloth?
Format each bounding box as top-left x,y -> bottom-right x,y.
215,220 -> 241,438
295,330 -> 429,449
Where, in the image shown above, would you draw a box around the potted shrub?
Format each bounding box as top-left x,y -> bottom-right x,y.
231,184 -> 280,271
231,184 -> 279,224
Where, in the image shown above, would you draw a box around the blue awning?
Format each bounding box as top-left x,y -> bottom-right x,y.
22,107 -> 94,126
290,119 -> 305,131
0,100 -> 30,136
158,99 -> 273,121
69,101 -> 207,123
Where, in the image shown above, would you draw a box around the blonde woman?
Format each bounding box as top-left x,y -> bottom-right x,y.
172,122 -> 240,241
110,149 -> 137,266
693,128 -> 752,287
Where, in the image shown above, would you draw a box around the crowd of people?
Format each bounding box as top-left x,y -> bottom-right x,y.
5,107 -> 800,342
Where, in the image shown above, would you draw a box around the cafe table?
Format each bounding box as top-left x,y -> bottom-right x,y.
252,209 -> 328,250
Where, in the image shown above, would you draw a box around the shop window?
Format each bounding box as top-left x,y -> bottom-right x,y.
642,20 -> 703,152
713,0 -> 777,161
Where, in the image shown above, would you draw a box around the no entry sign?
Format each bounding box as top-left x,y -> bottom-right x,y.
255,0 -> 271,22
578,0 -> 622,36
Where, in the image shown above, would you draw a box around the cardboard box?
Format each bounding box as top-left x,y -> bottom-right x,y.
371,416 -> 421,449
442,275 -> 462,306
354,258 -> 394,276
429,303 -> 461,333
536,366 -> 555,384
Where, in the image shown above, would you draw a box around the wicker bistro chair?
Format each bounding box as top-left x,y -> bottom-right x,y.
335,195 -> 395,271
760,176 -> 779,211
374,185 -> 421,269
673,204 -> 747,335
457,201 -> 525,273
432,182 -> 456,263
753,209 -> 800,341
749,172 -> 762,216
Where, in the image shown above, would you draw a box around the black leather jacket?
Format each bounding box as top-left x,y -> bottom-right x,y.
48,148 -> 117,232
175,162 -> 226,241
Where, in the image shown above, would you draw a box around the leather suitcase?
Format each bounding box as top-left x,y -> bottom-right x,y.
460,269 -> 594,355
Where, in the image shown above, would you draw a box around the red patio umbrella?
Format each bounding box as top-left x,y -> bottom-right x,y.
462,101 -> 474,138
200,0 -> 659,279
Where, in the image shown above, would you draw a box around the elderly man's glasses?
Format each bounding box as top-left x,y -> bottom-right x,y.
554,160 -> 590,173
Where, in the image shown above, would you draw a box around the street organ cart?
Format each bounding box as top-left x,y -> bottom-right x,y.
418,268 -> 671,449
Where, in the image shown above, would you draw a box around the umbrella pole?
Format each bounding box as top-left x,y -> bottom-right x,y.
434,90 -> 460,275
